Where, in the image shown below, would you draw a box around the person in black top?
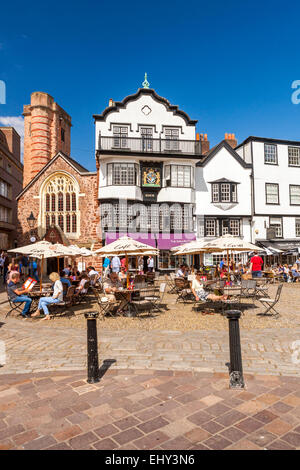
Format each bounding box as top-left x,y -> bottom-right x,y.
7,272 -> 32,317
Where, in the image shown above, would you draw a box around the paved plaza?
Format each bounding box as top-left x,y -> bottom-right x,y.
0,369 -> 300,450
0,284 -> 300,450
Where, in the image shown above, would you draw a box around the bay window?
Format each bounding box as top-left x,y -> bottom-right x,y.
164,165 -> 193,188
211,182 -> 238,203
107,163 -> 138,186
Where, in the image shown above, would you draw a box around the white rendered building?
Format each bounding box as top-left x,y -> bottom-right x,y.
195,140 -> 253,265
236,136 -> 300,254
94,81 -> 204,270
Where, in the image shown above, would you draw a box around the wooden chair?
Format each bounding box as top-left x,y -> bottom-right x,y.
257,284 -> 283,317
64,285 -> 76,307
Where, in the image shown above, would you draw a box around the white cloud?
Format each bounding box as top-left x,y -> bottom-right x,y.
0,115 -> 24,158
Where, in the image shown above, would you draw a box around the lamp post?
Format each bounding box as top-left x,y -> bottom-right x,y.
27,212 -> 37,243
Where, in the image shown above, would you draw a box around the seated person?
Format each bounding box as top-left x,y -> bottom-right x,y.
87,266 -> 100,285
119,266 -> 127,282
6,264 -> 20,284
75,272 -> 89,294
31,272 -> 63,321
63,265 -> 72,277
291,263 -> 300,282
103,272 -> 128,312
7,272 -> 32,318
60,270 -> 71,288
176,265 -> 187,278
191,271 -> 228,302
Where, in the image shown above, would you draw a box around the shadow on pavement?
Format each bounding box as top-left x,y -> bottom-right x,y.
98,359 -> 117,380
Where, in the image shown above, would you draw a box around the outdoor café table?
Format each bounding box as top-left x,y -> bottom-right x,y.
115,288 -> 141,317
28,288 -> 53,311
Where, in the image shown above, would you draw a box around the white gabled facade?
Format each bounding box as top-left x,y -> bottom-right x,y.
195,141 -> 253,264
236,137 -> 300,252
94,86 -> 204,269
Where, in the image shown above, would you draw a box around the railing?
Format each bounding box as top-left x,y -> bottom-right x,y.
97,136 -> 202,155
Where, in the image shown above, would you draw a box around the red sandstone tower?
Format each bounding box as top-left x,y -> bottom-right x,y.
23,92 -> 72,187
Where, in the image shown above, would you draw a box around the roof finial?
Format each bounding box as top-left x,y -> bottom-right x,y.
142,73 -> 150,89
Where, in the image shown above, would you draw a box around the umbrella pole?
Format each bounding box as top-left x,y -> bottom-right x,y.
57,256 -> 60,272
126,254 -> 129,288
227,249 -> 230,283
40,256 -> 44,292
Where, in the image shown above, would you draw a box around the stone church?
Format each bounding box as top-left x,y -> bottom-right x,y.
16,92 -> 101,254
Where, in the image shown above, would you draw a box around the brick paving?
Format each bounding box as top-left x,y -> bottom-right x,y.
0,315 -> 299,376
0,369 -> 299,450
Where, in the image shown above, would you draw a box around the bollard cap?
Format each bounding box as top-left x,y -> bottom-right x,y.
84,311 -> 99,320
226,310 -> 241,320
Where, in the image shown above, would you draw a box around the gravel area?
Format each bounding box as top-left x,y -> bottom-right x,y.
2,283 -> 297,332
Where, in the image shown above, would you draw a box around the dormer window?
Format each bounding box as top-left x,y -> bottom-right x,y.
211,179 -> 238,203
113,126 -> 128,148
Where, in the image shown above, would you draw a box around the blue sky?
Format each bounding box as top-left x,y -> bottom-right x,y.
0,0 -> 299,171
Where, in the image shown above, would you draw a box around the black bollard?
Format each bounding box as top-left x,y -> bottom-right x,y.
226,310 -> 245,389
85,311 -> 100,383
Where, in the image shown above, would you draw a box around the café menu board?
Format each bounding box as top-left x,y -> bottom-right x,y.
142,166 -> 161,188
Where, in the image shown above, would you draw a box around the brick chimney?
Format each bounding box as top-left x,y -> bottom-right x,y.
224,133 -> 237,148
199,133 -> 210,154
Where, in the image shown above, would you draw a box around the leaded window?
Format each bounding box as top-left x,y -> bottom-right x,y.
211,183 -> 238,203
107,163 -> 138,186
165,128 -> 179,151
42,174 -> 79,236
113,126 -> 128,148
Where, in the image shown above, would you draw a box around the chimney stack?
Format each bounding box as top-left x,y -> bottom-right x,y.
224,132 -> 237,149
200,133 -> 209,154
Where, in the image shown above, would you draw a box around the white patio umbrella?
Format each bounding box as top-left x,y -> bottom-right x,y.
201,234 -> 264,281
94,236 -> 158,284
9,241 -> 77,290
201,234 -> 264,253
94,236 -> 157,255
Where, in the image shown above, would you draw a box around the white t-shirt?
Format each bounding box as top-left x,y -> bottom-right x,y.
192,278 -> 205,292
53,280 -> 63,302
88,270 -> 99,277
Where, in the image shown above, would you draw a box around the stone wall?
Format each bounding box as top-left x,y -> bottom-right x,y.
17,155 -> 102,269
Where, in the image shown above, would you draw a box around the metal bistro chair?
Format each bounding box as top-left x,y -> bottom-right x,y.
93,287 -> 122,319
175,278 -> 193,303
240,279 -> 257,300
5,287 -> 26,318
257,283 -> 283,317
142,282 -> 167,313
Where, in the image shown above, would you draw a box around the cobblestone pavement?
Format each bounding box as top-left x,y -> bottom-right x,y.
0,369 -> 300,450
0,315 -> 300,376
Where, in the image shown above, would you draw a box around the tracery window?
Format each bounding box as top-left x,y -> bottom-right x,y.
43,174 -> 79,237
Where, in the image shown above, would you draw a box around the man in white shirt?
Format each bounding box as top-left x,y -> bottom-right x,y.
147,256 -> 154,272
111,256 -> 121,273
176,265 -> 186,278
